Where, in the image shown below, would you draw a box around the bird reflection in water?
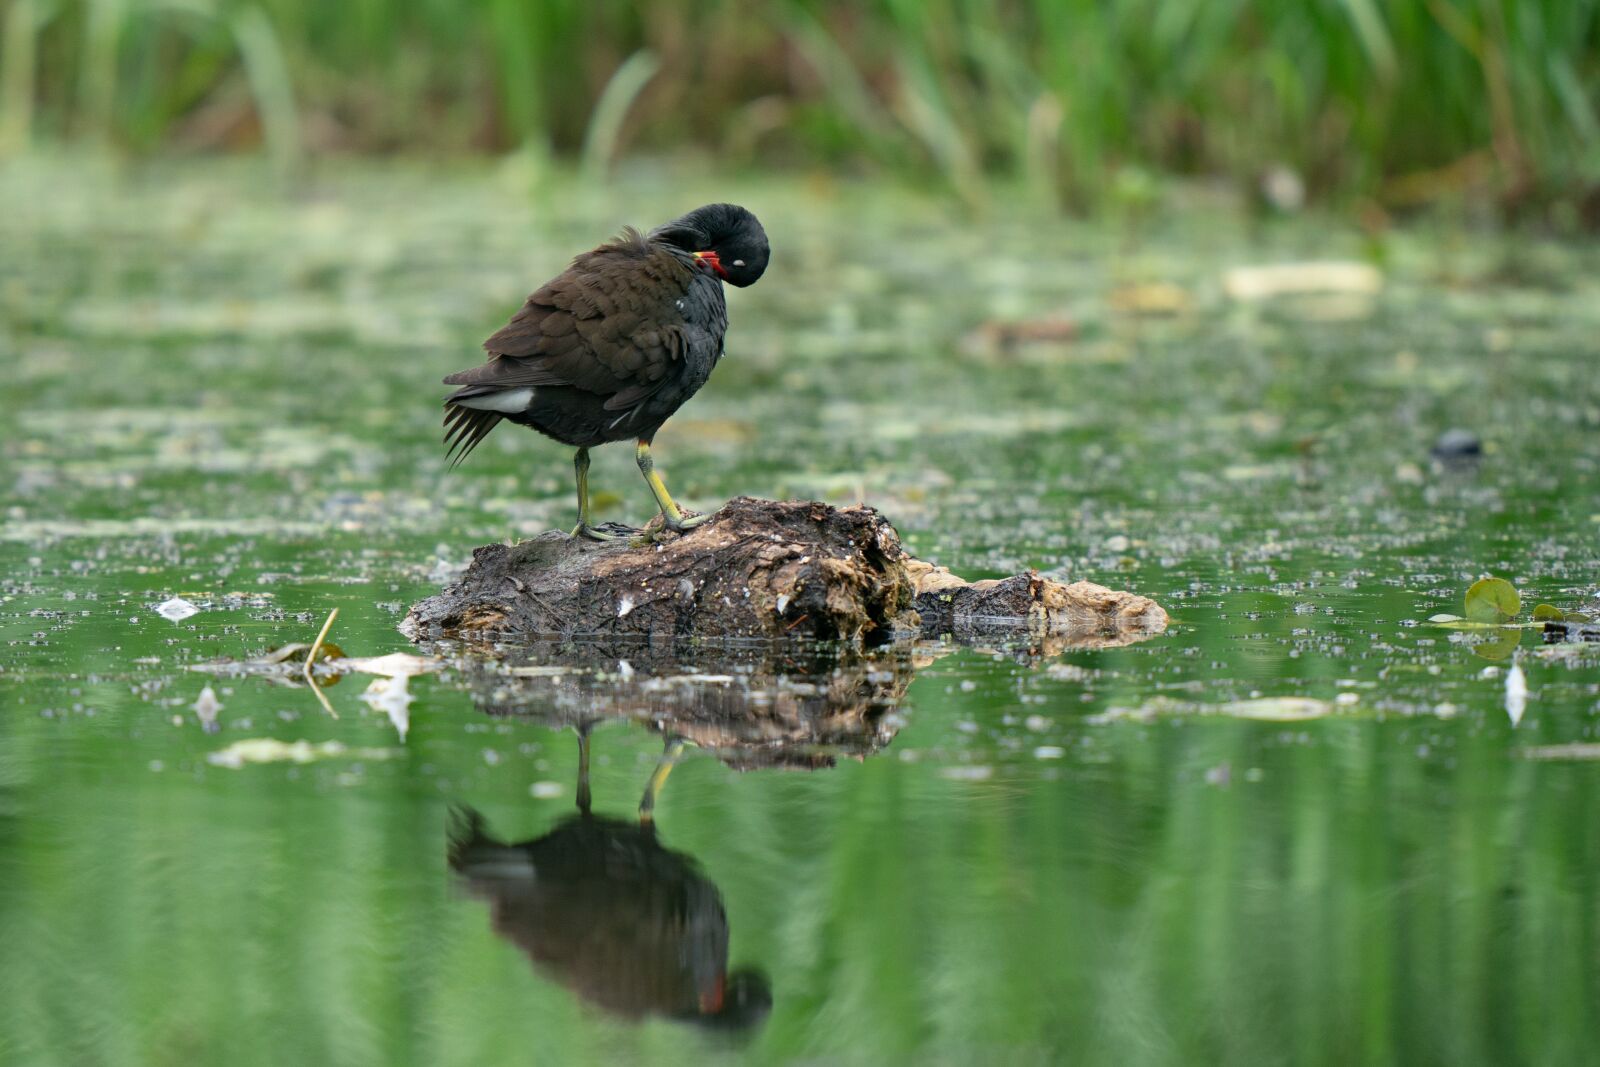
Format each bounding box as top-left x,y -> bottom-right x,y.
449,726 -> 772,1032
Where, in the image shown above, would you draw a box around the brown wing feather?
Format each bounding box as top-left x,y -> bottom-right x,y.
441,230 -> 699,465
475,237 -> 695,399
442,357 -> 566,390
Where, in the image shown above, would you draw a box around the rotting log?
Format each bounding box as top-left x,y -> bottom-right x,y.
401,497 -> 1168,645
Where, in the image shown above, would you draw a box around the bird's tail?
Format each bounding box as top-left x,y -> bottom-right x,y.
446,805 -> 491,871
442,396 -> 502,468
447,806 -> 538,882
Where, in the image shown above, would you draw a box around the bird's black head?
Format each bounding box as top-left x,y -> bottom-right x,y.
651,203 -> 769,288
687,967 -> 773,1034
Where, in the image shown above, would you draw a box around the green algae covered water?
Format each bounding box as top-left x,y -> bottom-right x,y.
3,158 -> 1600,1066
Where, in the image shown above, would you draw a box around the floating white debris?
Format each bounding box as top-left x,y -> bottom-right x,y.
1033,746 -> 1065,760
360,675 -> 413,740
530,781 -> 564,798
1505,660 -> 1528,727
191,685 -> 223,733
940,765 -> 994,781
617,594 -> 635,618
337,653 -> 440,677
206,738 -> 400,768
1086,695 -> 1343,724
157,597 -> 200,622
1217,697 -> 1333,721
616,659 -> 635,680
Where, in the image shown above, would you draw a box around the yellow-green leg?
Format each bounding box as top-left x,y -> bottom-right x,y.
638,736 -> 687,825
572,448 -> 622,541
636,438 -> 711,533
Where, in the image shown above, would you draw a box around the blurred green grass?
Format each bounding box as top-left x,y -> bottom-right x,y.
3,0 -> 1598,215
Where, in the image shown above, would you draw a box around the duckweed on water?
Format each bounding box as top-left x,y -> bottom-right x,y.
2,161 -> 1600,1065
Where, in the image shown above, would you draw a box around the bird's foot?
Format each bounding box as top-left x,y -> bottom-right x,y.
663,510 -> 711,533
633,509 -> 715,545
572,521 -> 639,542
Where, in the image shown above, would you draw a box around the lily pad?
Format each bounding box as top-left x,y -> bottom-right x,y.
190,642 -> 348,687
1470,627 -> 1522,661
1465,578 -> 1520,624
260,641 -> 346,666
1532,603 -> 1565,622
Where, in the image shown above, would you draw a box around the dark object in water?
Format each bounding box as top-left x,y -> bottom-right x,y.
448,730 -> 771,1031
441,204 -> 769,540
1431,429 -> 1483,461
1542,609 -> 1600,644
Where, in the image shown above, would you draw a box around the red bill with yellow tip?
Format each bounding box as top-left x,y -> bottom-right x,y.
692,250 -> 729,279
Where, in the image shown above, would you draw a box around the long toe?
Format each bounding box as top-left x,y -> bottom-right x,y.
574,523 -> 626,542
662,509 -> 714,533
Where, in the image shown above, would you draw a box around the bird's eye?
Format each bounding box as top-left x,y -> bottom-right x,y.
732,260 -> 745,267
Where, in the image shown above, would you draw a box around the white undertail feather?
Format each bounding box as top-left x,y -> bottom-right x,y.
454,388 -> 535,413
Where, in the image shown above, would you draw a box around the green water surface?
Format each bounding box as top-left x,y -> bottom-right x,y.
3,158 -> 1600,1066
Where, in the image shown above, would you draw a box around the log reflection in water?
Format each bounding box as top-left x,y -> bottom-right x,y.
454,638 -> 931,769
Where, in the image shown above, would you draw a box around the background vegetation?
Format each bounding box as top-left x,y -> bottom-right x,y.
4,0 -> 1598,216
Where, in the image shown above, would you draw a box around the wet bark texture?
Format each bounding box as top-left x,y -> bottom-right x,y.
402,497 -> 1168,645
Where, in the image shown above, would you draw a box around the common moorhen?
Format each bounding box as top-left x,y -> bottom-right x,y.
442,204 -> 769,539
449,727 -> 771,1030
